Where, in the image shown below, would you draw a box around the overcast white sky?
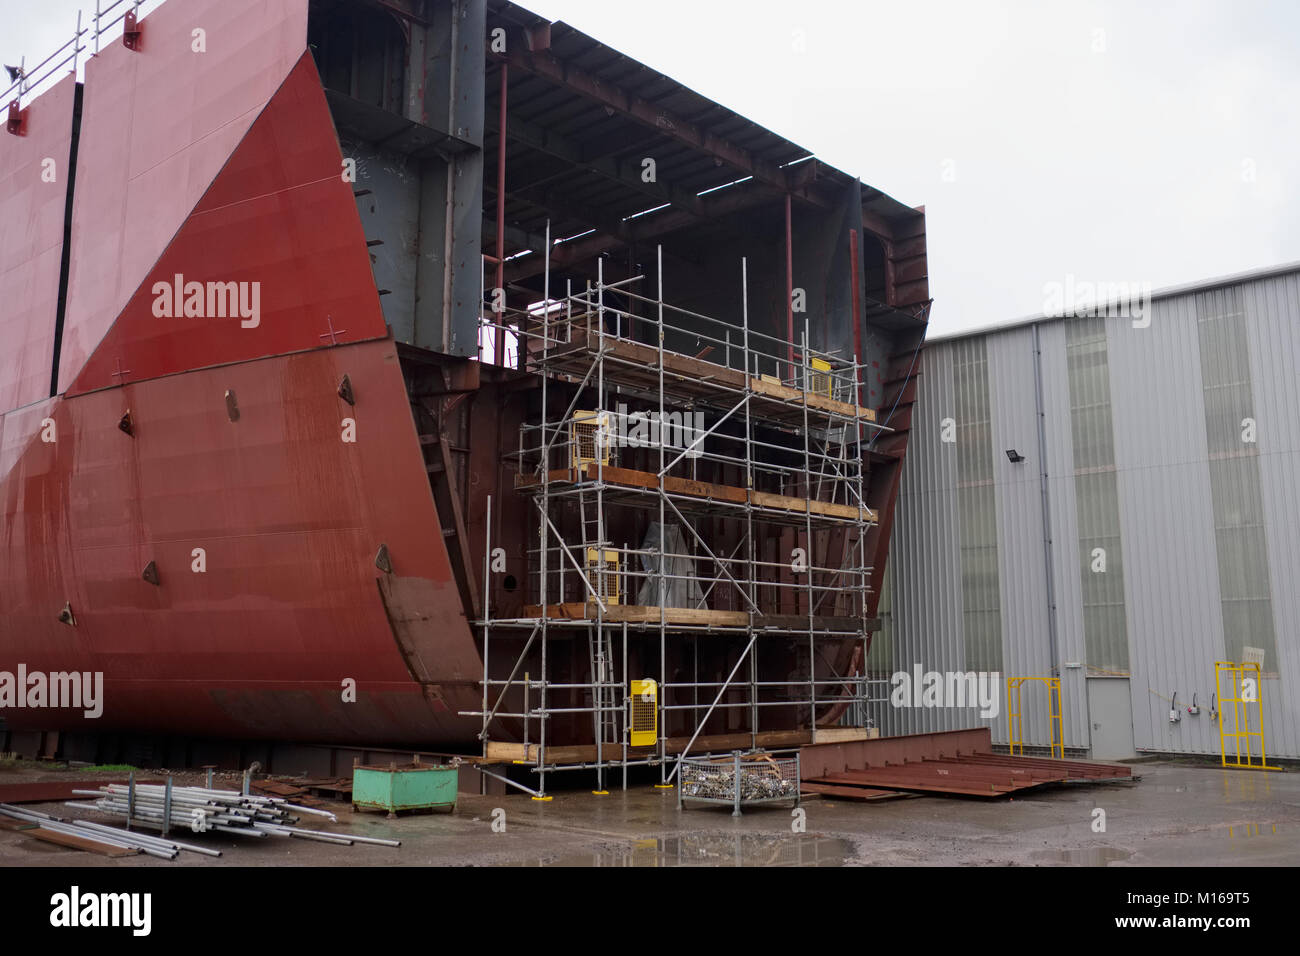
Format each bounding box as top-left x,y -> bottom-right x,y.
6,0 -> 1298,336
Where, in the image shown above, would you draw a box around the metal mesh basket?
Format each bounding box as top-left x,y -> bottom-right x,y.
678,751 -> 801,815
807,358 -> 833,398
584,548 -> 620,605
570,411 -> 609,467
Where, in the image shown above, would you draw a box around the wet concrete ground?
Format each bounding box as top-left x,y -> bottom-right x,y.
1,761 -> 1297,866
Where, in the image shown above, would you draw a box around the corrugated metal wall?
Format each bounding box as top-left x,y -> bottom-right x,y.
879,267 -> 1300,757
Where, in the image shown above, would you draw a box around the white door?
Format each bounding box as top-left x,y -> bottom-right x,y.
1087,677 -> 1135,759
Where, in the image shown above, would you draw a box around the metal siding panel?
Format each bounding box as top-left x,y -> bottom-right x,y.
1108,298 -> 1225,756
888,269 -> 1300,758
883,342 -> 964,736
1242,273 -> 1300,758
986,328 -> 1049,744
1039,321 -> 1091,748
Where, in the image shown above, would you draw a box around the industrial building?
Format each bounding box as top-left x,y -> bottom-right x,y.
868,262 -> 1300,762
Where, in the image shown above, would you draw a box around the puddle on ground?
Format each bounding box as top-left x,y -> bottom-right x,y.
505,833 -> 853,867
1031,846 -> 1134,866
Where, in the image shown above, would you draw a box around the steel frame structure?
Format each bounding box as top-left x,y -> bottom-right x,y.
1006,676 -> 1063,759
464,242 -> 892,797
1213,661 -> 1278,770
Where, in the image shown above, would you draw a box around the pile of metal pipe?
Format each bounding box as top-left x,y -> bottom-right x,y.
68,780 -> 399,851
0,803 -> 213,859
70,782 -> 326,835
64,798 -> 269,838
74,784 -> 312,831
253,821 -> 400,847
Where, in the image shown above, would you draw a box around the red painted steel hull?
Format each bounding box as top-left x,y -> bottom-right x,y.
66,52 -> 390,397
0,340 -> 483,744
59,0 -> 309,393
1,0 -> 484,746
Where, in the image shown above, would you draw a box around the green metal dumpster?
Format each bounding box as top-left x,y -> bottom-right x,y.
352,763 -> 457,817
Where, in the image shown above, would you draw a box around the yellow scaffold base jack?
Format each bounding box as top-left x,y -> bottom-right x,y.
592,790 -> 609,796
531,795 -> 553,802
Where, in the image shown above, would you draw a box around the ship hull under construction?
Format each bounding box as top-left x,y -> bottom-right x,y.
0,0 -> 929,756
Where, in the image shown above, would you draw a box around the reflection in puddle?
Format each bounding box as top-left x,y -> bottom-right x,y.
509,834 -> 853,867
1222,773 -> 1272,804
1227,823 -> 1280,839
1031,847 -> 1133,866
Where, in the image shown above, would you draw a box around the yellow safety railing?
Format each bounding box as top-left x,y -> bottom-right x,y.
1214,661 -> 1277,770
1006,676 -> 1063,758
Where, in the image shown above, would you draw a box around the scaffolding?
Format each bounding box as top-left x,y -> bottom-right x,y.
463,246 -> 894,798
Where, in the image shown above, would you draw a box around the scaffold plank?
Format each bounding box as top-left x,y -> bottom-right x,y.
523,603 -> 748,626
28,828 -> 141,858
540,327 -> 877,423
747,373 -> 877,421
518,603 -> 874,633
516,465 -> 877,522
485,729 -> 814,765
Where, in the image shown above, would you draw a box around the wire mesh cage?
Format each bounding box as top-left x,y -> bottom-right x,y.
585,548 -> 621,605
678,751 -> 801,815
570,411 -> 610,468
800,359 -> 860,405
807,357 -> 833,398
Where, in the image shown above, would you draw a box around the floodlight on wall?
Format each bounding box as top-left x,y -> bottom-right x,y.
1006,449 -> 1026,463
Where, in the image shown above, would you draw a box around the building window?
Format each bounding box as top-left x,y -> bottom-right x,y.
1196,293 -> 1277,667
953,338 -> 1003,672
1065,316 -> 1130,673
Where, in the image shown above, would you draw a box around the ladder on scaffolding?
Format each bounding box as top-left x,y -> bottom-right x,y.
577,486 -> 603,567
589,626 -> 620,747
578,485 -> 621,748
